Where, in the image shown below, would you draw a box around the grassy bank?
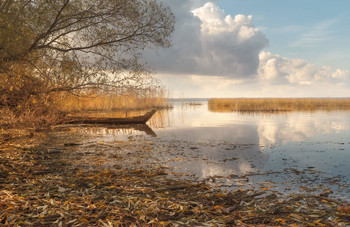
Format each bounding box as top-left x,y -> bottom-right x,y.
209,98 -> 350,112
0,89 -> 170,128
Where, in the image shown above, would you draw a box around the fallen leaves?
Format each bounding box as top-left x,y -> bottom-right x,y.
338,206 -> 350,213
0,129 -> 349,226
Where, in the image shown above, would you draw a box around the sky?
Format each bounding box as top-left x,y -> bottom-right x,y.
143,0 -> 350,98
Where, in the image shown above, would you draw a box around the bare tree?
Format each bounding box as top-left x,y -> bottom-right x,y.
0,0 -> 174,108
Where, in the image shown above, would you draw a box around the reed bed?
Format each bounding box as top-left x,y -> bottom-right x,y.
58,89 -> 170,118
208,98 -> 350,112
60,94 -> 168,112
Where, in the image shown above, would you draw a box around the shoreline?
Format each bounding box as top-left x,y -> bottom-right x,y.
1,128 -> 349,226
208,98 -> 350,112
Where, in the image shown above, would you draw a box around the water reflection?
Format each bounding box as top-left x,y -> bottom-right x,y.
256,111 -> 350,146
63,124 -> 156,137
57,100 -> 350,201
159,101 -> 350,147
150,101 -> 350,200
153,126 -> 269,179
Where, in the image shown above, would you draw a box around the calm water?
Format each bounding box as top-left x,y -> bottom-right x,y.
60,100 -> 350,201
151,100 -> 349,201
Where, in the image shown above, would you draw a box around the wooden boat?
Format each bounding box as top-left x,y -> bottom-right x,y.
65,110 -> 156,125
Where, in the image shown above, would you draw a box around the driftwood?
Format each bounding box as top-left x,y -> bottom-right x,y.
65,110 -> 157,125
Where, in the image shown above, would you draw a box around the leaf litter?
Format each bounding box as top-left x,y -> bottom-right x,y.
0,128 -> 349,226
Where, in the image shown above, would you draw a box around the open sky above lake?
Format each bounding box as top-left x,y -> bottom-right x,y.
143,0 -> 350,98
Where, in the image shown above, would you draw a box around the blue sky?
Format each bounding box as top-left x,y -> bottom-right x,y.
144,0 -> 350,97
217,0 -> 350,70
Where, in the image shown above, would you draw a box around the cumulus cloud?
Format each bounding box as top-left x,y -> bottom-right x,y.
143,1 -> 349,97
258,52 -> 350,86
192,3 -> 268,78
145,1 -> 268,79
143,0 -> 203,74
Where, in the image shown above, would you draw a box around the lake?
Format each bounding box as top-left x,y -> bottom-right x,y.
58,99 -> 350,202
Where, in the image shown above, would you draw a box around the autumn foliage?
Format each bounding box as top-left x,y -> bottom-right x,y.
0,0 -> 174,127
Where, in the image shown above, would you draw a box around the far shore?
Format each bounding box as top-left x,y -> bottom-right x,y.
208,98 -> 350,112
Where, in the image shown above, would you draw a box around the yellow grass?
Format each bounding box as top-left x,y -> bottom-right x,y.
57,89 -> 170,118
208,98 -> 350,112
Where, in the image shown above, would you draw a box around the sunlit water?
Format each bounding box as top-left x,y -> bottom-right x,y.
57,100 -> 350,202
147,101 -> 350,201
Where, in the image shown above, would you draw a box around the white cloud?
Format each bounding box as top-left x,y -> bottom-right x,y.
332,68 -> 349,80
143,1 -> 350,97
144,0 -> 203,74
145,1 -> 268,79
192,3 -> 268,78
258,51 -> 350,86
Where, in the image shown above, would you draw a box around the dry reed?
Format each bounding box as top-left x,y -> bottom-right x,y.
208,98 -> 350,112
57,89 -> 170,118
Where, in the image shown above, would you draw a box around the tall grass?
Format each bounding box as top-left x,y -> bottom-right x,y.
58,89 -> 170,117
208,98 -> 350,112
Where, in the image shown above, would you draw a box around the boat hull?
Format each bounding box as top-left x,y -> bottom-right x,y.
65,110 -> 156,125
